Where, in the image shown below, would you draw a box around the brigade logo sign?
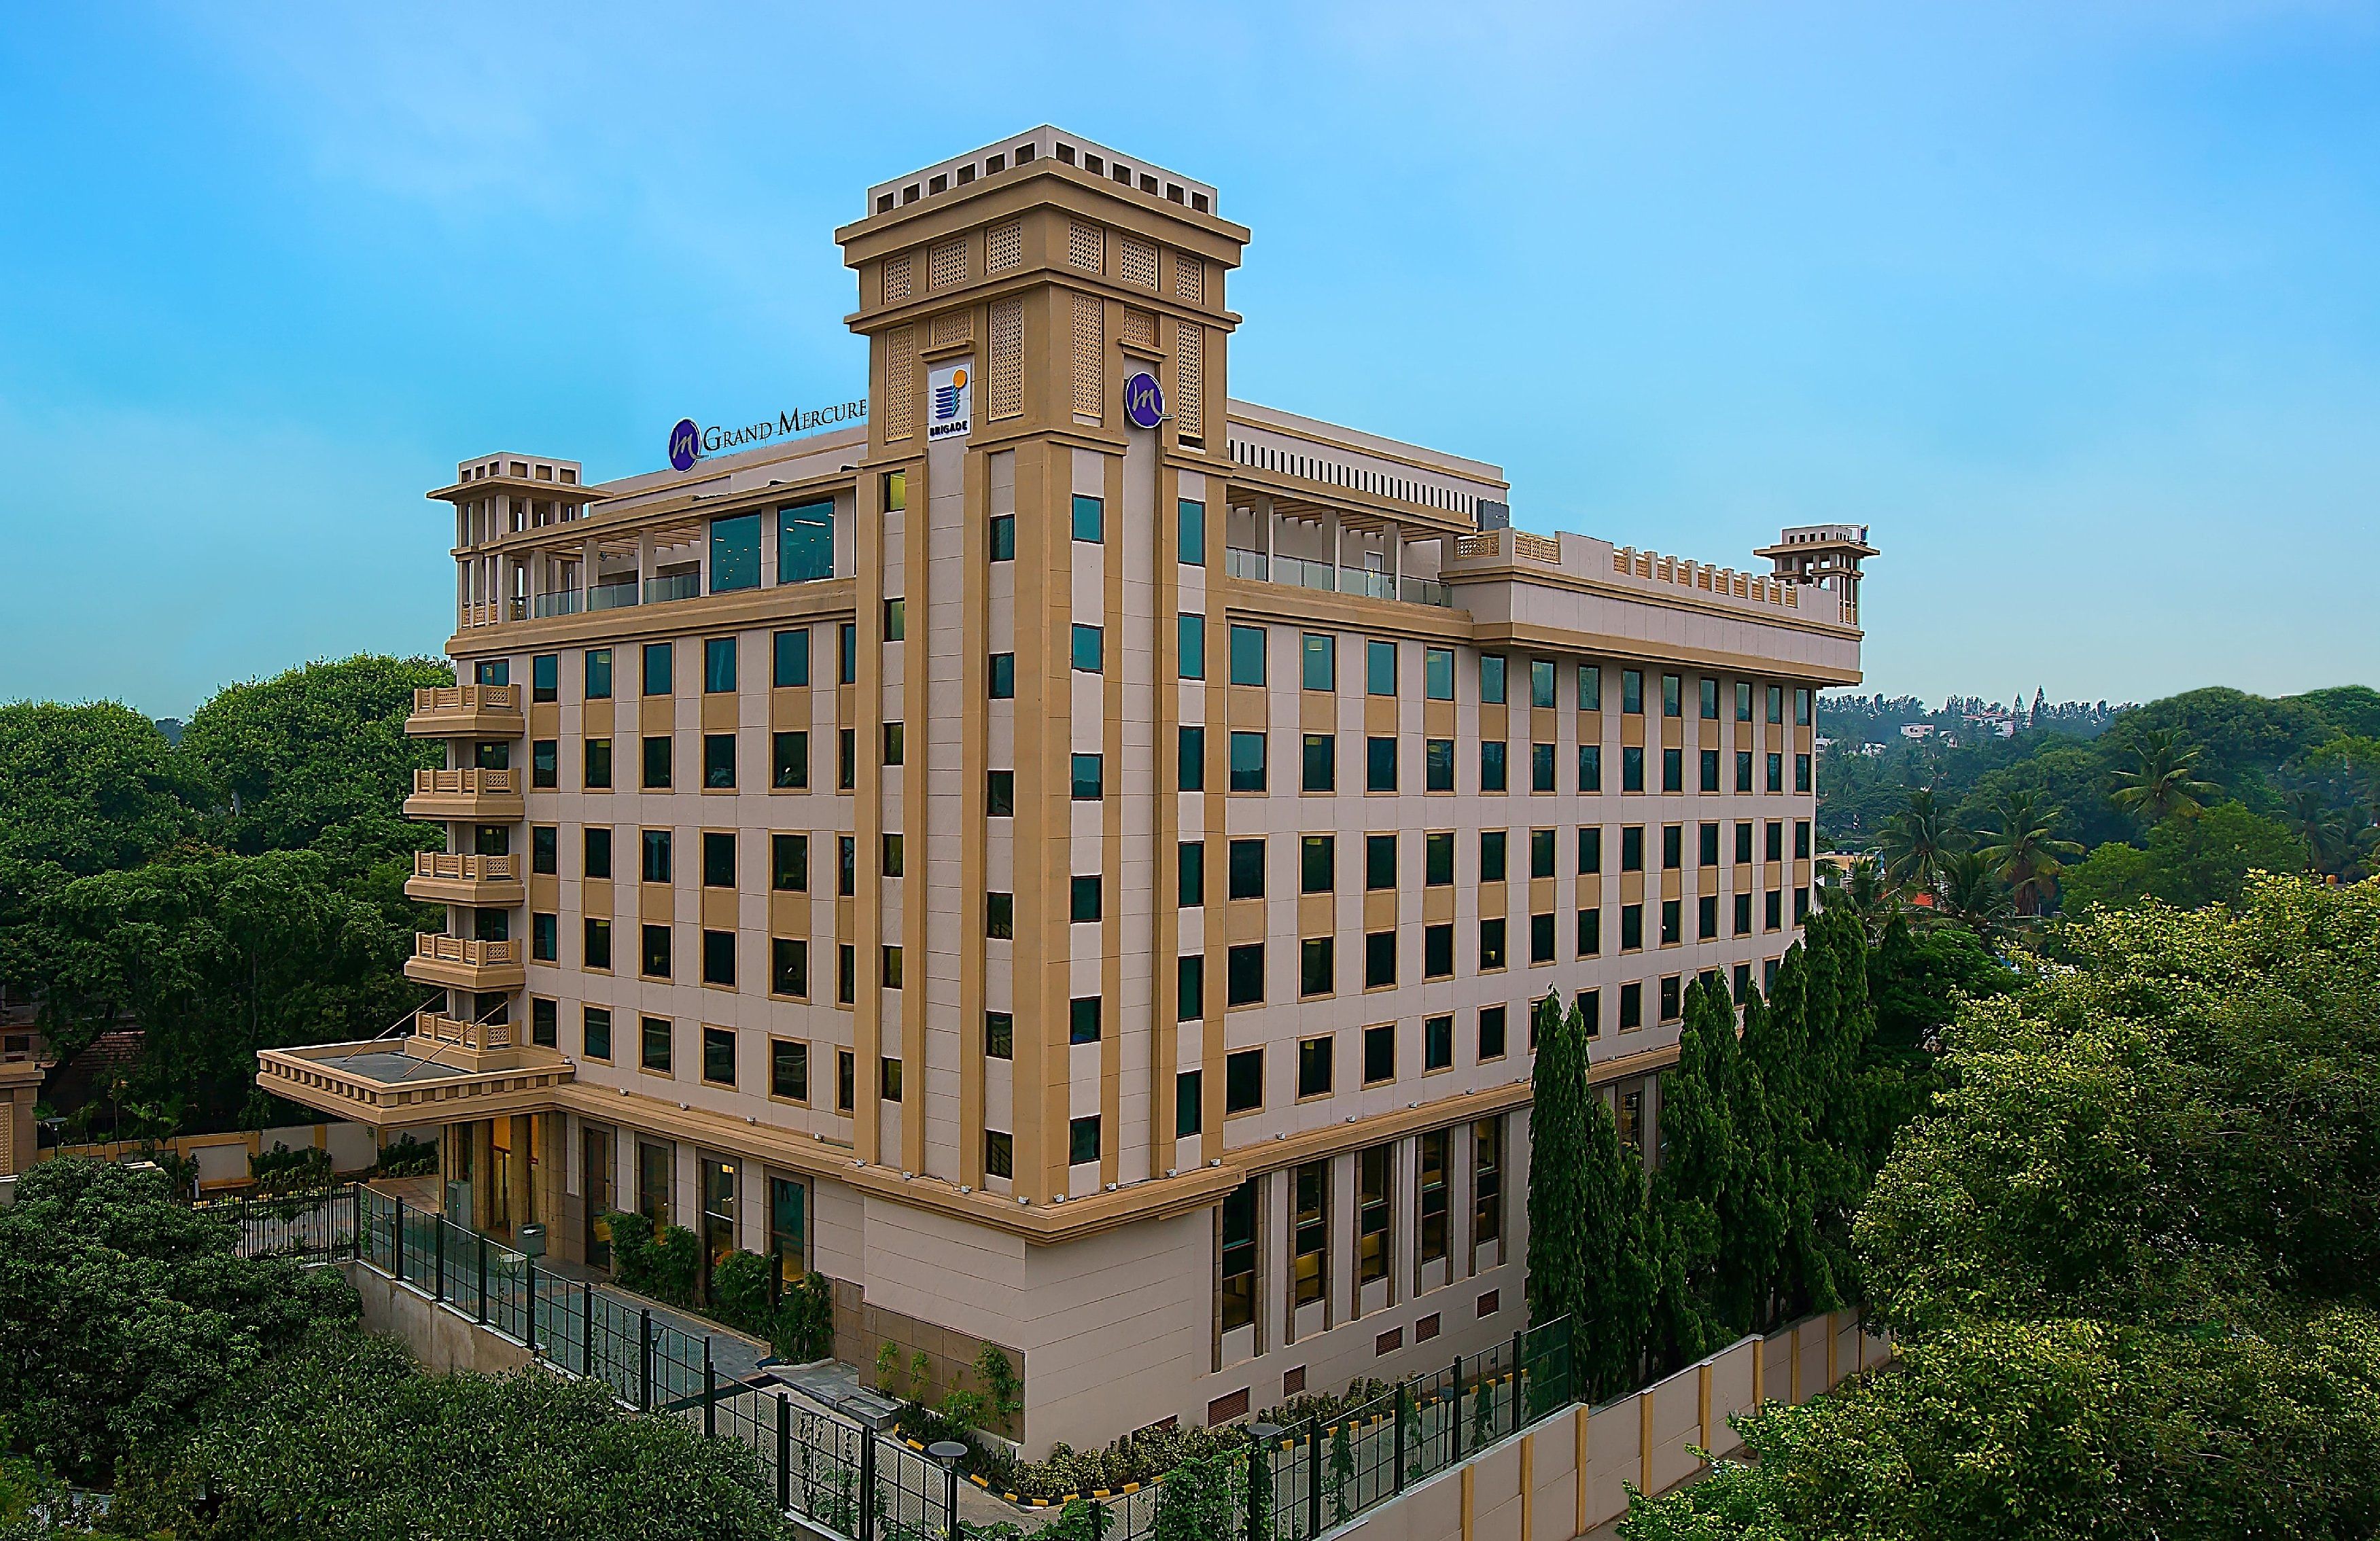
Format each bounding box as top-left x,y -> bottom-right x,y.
928,361 -> 973,442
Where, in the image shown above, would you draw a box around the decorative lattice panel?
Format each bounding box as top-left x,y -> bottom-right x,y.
928,309 -> 973,349
929,238 -> 968,289
1174,254 -> 1204,304
1071,293 -> 1104,419
1121,308 -> 1156,349
1174,323 -> 1203,441
882,325 -> 915,438
990,298 -> 1023,420
1067,219 -> 1103,272
1119,234 -> 1158,290
882,253 -> 911,304
987,220 -> 1023,272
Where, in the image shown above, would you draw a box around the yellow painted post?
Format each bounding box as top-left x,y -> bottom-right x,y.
1575,1406 -> 1589,1532
1789,1323 -> 1803,1403
1697,1364 -> 1711,1460
1751,1332 -> 1766,1410
1639,1390 -> 1652,1495
1460,1464 -> 1474,1540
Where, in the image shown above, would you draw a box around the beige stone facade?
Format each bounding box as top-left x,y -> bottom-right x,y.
260,126 -> 1864,1455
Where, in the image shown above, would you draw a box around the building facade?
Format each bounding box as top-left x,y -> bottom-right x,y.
262,127 -> 1866,1453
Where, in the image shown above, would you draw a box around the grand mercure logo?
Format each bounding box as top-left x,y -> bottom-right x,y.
1123,370 -> 1166,430
666,399 -> 869,472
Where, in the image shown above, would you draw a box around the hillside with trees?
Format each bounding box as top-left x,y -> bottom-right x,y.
0,655 -> 449,1139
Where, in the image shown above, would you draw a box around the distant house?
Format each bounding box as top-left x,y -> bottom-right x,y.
1900,723 -> 1935,739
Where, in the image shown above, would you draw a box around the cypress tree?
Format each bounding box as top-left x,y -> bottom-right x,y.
1723,989 -> 1790,1332
1643,976 -> 1737,1371
1525,991 -> 1587,1332
1575,1075 -> 1651,1399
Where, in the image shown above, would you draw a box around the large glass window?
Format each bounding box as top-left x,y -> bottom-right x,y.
643,642 -> 673,697
1358,1146 -> 1391,1285
1229,624 -> 1267,686
1178,615 -> 1205,679
585,648 -> 613,700
1473,1116 -> 1504,1247
1293,1162 -> 1328,1307
1301,633 -> 1335,691
1366,639 -> 1397,696
777,501 -> 834,584
1220,1180 -> 1257,1331
773,628 -> 809,687
710,512 -> 760,593
1178,498 -> 1205,565
1418,1129 -> 1450,1265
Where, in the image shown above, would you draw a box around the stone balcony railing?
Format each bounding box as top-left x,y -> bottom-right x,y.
413,934 -> 521,968
413,1011 -> 513,1051
1442,527 -> 1861,627
412,684 -> 519,713
412,852 -> 519,883
412,768 -> 519,797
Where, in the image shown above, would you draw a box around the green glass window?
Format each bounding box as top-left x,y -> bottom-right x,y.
1424,647 -> 1454,701
1072,753 -> 1103,800
989,514 -> 1015,561
777,501 -> 834,584
1068,1116 -> 1100,1166
1178,726 -> 1205,792
1176,1069 -> 1203,1135
1072,624 -> 1103,673
990,653 -> 1015,699
1530,658 -> 1556,709
1178,499 -> 1205,565
643,642 -> 673,697
704,637 -> 736,693
1178,614 -> 1205,679
1072,494 -> 1104,544
1301,633 -> 1335,691
773,628 -> 809,687
584,648 -> 612,700
1070,996 -> 1102,1044
1578,663 -> 1600,711
1480,655 -> 1507,705
710,512 -> 760,593
1228,731 -> 1266,792
1366,639 -> 1397,696
1366,833 -> 1397,890
1070,876 -> 1102,924
1229,624 -> 1266,686
532,654 -> 559,703
1177,840 -> 1204,906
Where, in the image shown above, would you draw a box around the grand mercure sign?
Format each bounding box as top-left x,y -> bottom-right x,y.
669,397 -> 869,471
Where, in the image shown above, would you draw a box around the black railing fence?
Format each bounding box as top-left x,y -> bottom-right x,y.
220,1184 -> 1577,1541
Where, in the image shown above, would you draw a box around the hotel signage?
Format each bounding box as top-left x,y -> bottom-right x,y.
668,397 -> 870,472
1122,371 -> 1166,431
927,360 -> 973,442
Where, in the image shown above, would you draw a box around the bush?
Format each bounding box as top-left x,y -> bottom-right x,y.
113,1328 -> 787,1541
370,1133 -> 437,1178
603,1210 -> 699,1306
248,1142 -> 333,1194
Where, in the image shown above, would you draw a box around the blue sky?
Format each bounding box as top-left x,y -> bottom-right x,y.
3,2 -> 2376,718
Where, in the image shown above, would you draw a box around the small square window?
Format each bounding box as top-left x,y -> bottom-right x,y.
1068,1115 -> 1101,1166
881,1055 -> 903,1103
1072,624 -> 1103,673
1475,1007 -> 1505,1062
1072,494 -> 1104,543
1363,1023 -> 1396,1084
703,1025 -> 736,1086
985,1012 -> 1014,1059
990,653 -> 1015,698
1225,1048 -> 1264,1114
1229,624 -> 1267,685
989,514 -> 1016,561
1228,732 -> 1266,792
985,1130 -> 1015,1177
883,722 -> 905,766
1072,753 -> 1103,800
701,929 -> 735,986
1070,874 -> 1102,923
1070,995 -> 1102,1044
641,1015 -> 673,1072
771,1038 -> 808,1100
772,731 -> 809,789
987,770 -> 1015,817
1226,943 -> 1265,1006
1297,1035 -> 1335,1097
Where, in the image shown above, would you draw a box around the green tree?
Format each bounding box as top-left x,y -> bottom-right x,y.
2293,684 -> 2380,739
1644,978 -> 1741,1370
2060,801 -> 2309,914
1812,854 -> 1893,941
0,1158 -> 357,1485
1876,787 -> 1961,892
1575,1084 -> 1652,1399
1525,992 -> 1588,1334
0,703 -> 192,876
1976,788 -> 2084,916
1927,849 -> 2015,942
2107,726 -> 2220,828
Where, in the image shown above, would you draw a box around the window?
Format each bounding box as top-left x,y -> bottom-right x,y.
1358,1147 -> 1391,1285
1366,736 -> 1396,792
1700,748 -> 1721,793
1178,840 -> 1205,906
1529,658 -> 1556,709
1660,975 -> 1683,1022
773,628 -> 809,688
642,923 -> 673,978
1700,894 -> 1720,940
1480,740 -> 1507,793
1736,681 -> 1753,722
1577,989 -> 1601,1039
1072,624 -> 1102,673
765,833 -> 807,893
584,737 -> 613,789
779,500 -> 834,584
1734,963 -> 1753,1004
881,833 -> 905,879
990,653 -> 1015,698
839,623 -> 857,684
988,512 -> 1015,561
703,1025 -> 736,1085
1620,904 -> 1643,950
1300,834 -> 1335,894
772,730 -> 808,789
873,943 -> 898,988
1577,906 -> 1602,957
1768,685 -> 1785,724
1226,943 -> 1265,1006
1070,874 -> 1102,923
1299,937 -> 1334,997
1423,647 -> 1454,701
1176,1069 -> 1203,1136
881,1057 -> 903,1102
1424,832 -> 1455,886
529,653 -> 559,703
834,836 -> 854,896
1178,498 -> 1205,564
641,829 -> 672,885
1424,923 -> 1454,978
1480,916 -> 1507,970
475,660 -> 508,686
1474,1117 -> 1504,1247
1796,885 -> 1813,923
643,642 -> 673,697
1617,745 -> 1643,794
987,770 -> 1014,817
1364,930 -> 1396,989
1620,826 -> 1644,873
1480,654 -> 1507,705
1178,955 -> 1204,1020
1072,493 -> 1104,543
1364,1022 -> 1396,1083
642,734 -> 672,790
1073,753 -> 1104,800
1177,726 -> 1205,792
1767,751 -> 1784,792
1661,900 -> 1681,946
985,891 -> 1014,940
1796,754 -> 1813,794
698,637 -> 735,694
1619,982 -> 1643,1031
771,938 -> 808,997
1766,820 -> 1785,861
1228,838 -> 1265,899
1735,892 -> 1754,936
1229,624 -> 1266,685
585,648 -> 614,700
1221,1180 -> 1258,1330
837,944 -> 856,1004
1700,677 -> 1719,719
882,599 -> 905,642
1662,825 -> 1684,871
1662,673 -> 1682,718
1621,669 -> 1643,715
1293,1162 -> 1328,1306
695,830 -> 733,888
1365,833 -> 1397,891
771,1039 -> 809,1101
1736,821 -> 1755,864
584,918 -> 612,970
1796,820 -> 1813,860
1662,747 -> 1683,793
985,1012 -> 1014,1059
1425,739 -> 1455,792
1530,912 -> 1555,964
1519,828 -> 1552,881
703,732 -> 735,790
883,722 -> 905,766
1736,750 -> 1754,794
1367,639 -> 1397,696
531,825 -> 558,874
1530,743 -> 1555,792
1766,889 -> 1784,929
1225,1048 -> 1264,1114
1227,732 -> 1265,792
1579,826 -> 1602,873
583,1006 -> 612,1060
1301,733 -> 1334,792
1697,821 -> 1721,867
642,1015 -> 673,1072
532,913 -> 557,962
1297,1035 -> 1334,1097
1480,829 -> 1509,883
1579,664 -> 1603,710
1477,1006 -> 1507,1061
1178,615 -> 1205,679
1418,1130 -> 1450,1265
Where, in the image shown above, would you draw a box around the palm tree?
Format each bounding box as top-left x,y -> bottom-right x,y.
1933,849 -> 2018,945
1816,855 -> 1895,942
2276,768 -> 2356,876
1878,788 -> 1963,893
2110,728 -> 2220,828
1978,789 -> 2084,917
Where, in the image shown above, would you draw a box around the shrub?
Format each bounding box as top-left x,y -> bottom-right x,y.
248,1142 -> 334,1194
371,1133 -> 438,1177
777,1269 -> 835,1363
603,1210 -> 699,1306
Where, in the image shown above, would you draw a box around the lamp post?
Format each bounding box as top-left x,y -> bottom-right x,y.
928,1440 -> 968,1541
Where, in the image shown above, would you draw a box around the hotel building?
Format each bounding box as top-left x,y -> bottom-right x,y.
262,127 -> 1868,1453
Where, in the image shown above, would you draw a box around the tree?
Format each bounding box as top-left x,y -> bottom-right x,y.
1812,855 -> 1893,942
1525,992 -> 1588,1335
0,703 -> 193,876
1574,1081 -> 1652,1400
1877,788 -> 1961,892
2060,801 -> 2309,914
0,1157 -> 357,1485
1976,789 -> 2083,916
1927,849 -> 2015,942
2107,726 -> 2220,828
1643,979 -> 1740,1372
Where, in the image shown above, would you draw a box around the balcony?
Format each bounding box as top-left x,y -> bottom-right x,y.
403,852 -> 525,908
1222,548 -> 1454,608
402,934 -> 526,992
258,1036 -> 571,1125
404,684 -> 524,739
643,570 -> 701,604
402,768 -> 525,823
